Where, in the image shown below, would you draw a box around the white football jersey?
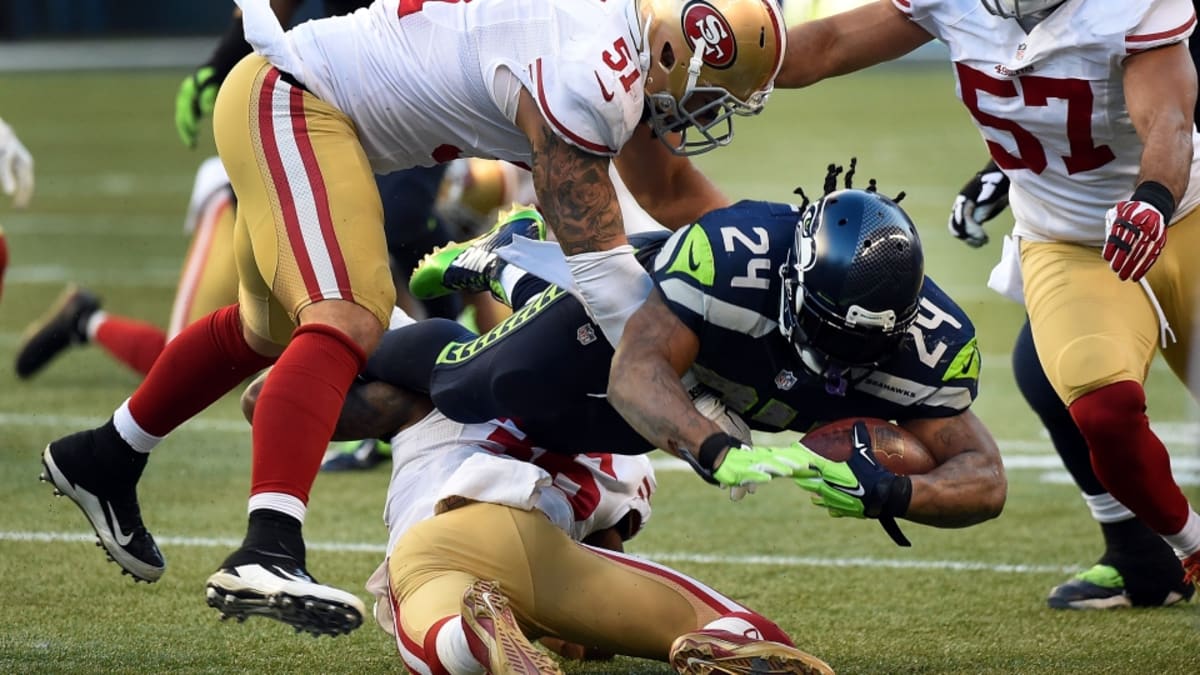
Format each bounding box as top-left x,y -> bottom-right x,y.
379,409 -> 655,557
895,0 -> 1200,244
271,0 -> 647,172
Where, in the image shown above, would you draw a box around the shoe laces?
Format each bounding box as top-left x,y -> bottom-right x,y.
449,246 -> 496,278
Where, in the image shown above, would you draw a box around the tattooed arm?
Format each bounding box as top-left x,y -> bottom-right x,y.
608,289 -> 724,460
516,92 -> 627,254
613,125 -> 730,231
899,410 -> 1007,527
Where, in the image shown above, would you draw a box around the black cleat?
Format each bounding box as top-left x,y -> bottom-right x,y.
40,424 -> 163,582
1047,563 -> 1194,610
206,547 -> 365,637
16,284 -> 100,379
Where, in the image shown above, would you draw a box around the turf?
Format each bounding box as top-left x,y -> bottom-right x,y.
1,66 -> 1199,674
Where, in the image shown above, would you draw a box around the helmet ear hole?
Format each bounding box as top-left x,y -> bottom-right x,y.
659,42 -> 676,70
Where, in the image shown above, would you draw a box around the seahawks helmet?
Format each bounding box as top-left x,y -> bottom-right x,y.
779,189 -> 924,375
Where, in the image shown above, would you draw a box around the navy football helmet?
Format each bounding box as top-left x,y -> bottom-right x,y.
779,188 -> 924,378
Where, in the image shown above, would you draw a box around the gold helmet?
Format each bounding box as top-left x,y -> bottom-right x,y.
637,0 -> 786,156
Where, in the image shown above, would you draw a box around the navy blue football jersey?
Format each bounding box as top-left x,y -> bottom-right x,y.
653,200 -> 981,432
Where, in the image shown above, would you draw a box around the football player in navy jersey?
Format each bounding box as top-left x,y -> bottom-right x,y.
362,165 -> 1006,542
609,173 -> 1006,537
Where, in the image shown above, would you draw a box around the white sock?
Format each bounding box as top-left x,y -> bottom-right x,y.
702,615 -> 763,640
436,617 -> 486,675
565,245 -> 652,347
85,310 -> 108,342
1165,509 -> 1200,558
1082,492 -> 1135,524
498,264 -> 527,304
248,493 -> 307,525
388,306 -> 417,330
113,398 -> 163,454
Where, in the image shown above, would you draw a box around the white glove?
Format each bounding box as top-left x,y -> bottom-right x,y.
0,118 -> 34,208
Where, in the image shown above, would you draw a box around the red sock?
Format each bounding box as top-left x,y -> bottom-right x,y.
250,323 -> 366,502
1070,380 -> 1190,534
93,315 -> 167,377
128,305 -> 275,436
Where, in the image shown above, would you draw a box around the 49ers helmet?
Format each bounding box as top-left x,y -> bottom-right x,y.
779,189 -> 924,371
637,0 -> 786,155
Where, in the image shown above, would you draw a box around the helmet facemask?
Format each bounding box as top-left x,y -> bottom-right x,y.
638,0 -> 785,156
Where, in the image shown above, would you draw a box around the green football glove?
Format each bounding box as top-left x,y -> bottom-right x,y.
679,433 -> 819,494
792,420 -> 914,546
175,66 -> 220,148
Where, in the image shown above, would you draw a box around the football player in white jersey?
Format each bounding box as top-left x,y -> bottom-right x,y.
37,0 -> 792,638
940,2 -> 1200,609
236,371 -> 834,674
774,0 -> 1200,593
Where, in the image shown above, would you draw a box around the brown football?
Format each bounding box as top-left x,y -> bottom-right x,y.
801,417 -> 936,475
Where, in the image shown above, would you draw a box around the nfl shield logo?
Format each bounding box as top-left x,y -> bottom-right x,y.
1016,43 -> 1026,60
576,324 -> 597,345
774,369 -> 797,390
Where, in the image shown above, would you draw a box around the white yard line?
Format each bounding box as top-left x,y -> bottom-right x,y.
5,410 -> 1199,474
0,530 -> 1078,575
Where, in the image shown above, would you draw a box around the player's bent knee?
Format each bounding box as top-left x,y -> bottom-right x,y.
299,299 -> 386,354
1047,334 -> 1144,405
1069,380 -> 1147,441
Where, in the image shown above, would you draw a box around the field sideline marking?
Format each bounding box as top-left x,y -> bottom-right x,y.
0,530 -> 1078,575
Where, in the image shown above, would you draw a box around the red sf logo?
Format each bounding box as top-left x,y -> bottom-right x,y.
682,1 -> 737,69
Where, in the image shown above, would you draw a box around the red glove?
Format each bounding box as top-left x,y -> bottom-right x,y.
1103,200 -> 1166,282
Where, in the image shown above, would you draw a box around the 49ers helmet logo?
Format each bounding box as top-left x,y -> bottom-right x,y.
681,1 -> 737,69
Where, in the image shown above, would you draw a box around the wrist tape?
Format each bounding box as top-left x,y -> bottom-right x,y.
1131,181 -> 1177,224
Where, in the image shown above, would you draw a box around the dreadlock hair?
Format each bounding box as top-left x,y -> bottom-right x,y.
792,156 -> 906,210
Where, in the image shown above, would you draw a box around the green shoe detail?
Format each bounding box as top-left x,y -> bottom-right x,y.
1073,564 -> 1124,588
409,205 -> 545,302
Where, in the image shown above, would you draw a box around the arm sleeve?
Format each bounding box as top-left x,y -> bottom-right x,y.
1127,0 -> 1196,53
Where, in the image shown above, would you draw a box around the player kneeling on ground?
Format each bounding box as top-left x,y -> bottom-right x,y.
241,377 -> 835,674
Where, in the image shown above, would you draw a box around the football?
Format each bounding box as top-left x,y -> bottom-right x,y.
801,417 -> 936,475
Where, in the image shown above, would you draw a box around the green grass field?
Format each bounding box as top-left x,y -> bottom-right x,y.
2,65 -> 1199,674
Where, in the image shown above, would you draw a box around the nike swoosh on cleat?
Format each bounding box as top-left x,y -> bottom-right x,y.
270,566 -> 315,584
107,502 -> 135,547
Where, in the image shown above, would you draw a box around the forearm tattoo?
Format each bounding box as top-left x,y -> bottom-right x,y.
532,127 -> 625,255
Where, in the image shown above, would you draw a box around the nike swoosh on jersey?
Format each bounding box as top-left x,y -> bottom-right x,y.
687,242 -> 701,271
107,503 -> 135,547
593,71 -> 615,102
